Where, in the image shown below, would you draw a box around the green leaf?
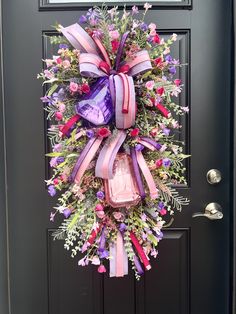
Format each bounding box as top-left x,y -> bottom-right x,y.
45,152 -> 64,157
47,83 -> 58,96
147,234 -> 158,246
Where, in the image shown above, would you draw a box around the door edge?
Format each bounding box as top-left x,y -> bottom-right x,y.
0,0 -> 11,313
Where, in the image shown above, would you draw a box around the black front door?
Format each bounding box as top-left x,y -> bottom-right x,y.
1,1 -> 232,314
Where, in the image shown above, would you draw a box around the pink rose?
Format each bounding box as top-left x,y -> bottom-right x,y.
69,82 -> 78,93
62,60 -> 71,68
96,211 -> 105,219
113,211 -> 124,221
145,80 -> 155,90
109,30 -> 120,40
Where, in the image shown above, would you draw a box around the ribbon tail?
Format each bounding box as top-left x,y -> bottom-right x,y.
114,75 -> 136,129
70,137 -> 96,182
130,231 -> 151,271
136,150 -> 158,199
95,130 -> 126,179
74,137 -> 103,184
61,23 -> 98,54
109,232 -> 128,277
115,31 -> 129,71
140,137 -> 162,150
130,148 -> 146,199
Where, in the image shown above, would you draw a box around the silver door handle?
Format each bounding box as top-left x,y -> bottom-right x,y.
192,203 -> 223,220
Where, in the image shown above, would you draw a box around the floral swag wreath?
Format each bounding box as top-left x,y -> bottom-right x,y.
38,3 -> 190,279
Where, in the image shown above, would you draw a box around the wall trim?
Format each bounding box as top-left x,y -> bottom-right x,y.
38,0 -> 192,11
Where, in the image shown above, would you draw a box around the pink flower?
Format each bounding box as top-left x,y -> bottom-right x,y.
148,23 -> 156,31
157,87 -> 165,96
174,79 -> 181,86
62,60 -> 71,68
95,204 -> 104,211
69,82 -> 78,93
130,128 -> 140,137
98,127 -> 111,138
44,70 -> 54,79
98,264 -> 106,273
55,112 -> 63,121
111,40 -> 120,53
150,128 -> 158,137
159,209 -> 167,216
145,80 -> 155,90
155,159 -> 163,168
113,211 -> 124,221
153,34 -> 161,44
109,30 -> 120,40
58,103 -> 66,112
81,83 -> 90,94
96,211 -> 105,219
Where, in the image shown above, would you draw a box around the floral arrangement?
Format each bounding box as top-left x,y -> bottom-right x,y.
38,3 -> 189,279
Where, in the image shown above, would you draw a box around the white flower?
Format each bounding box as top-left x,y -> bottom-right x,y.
171,33 -> 178,41
91,256 -> 100,265
144,2 -> 152,11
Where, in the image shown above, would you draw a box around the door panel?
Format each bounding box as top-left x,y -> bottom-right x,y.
2,0 -> 232,314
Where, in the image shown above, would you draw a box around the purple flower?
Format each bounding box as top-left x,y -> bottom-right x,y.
163,128 -> 171,136
59,44 -> 69,49
56,156 -> 65,164
169,66 -> 177,75
163,158 -> 171,168
158,202 -> 165,209
157,231 -> 163,241
99,249 -> 109,259
86,130 -> 95,138
50,157 -> 58,168
52,66 -> 59,73
48,185 -> 56,197
140,23 -> 148,31
96,191 -> 105,200
135,144 -> 144,151
53,143 -> 62,152
63,208 -> 71,218
119,223 -> 126,232
165,55 -> 173,62
79,15 -> 87,24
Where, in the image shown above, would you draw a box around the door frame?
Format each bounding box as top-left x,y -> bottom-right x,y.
0,1 -> 235,314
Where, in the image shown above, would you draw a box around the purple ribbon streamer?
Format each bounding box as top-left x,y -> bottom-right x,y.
115,31 -> 129,71
134,254 -> 144,275
130,147 -> 146,199
140,137 -> 162,150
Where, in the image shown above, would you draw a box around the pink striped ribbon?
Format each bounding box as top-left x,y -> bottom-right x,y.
136,150 -> 158,199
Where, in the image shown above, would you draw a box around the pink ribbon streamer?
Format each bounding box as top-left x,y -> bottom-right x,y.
74,137 -> 103,184
95,130 -> 126,179
109,232 -> 128,277
136,150 -> 158,199
61,23 -> 98,54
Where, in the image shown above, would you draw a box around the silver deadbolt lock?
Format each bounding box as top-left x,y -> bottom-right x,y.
206,169 -> 222,185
